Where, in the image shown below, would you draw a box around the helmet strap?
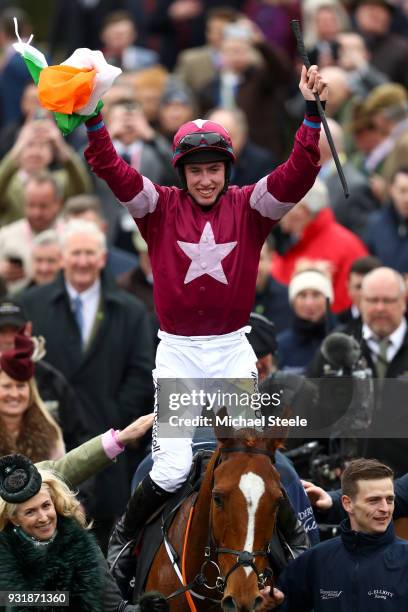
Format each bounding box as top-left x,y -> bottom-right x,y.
177,166 -> 187,190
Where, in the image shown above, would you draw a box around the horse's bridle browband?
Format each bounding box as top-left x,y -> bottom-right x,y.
220,445 -> 276,463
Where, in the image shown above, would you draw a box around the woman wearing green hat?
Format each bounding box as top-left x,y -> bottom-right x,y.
0,454 -> 168,612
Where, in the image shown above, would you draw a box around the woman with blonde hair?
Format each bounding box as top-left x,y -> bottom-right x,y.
0,333 -> 65,462
0,454 -> 165,611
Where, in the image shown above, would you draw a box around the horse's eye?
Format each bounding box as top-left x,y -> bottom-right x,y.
212,492 -> 223,508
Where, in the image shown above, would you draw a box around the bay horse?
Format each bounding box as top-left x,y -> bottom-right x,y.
145,430 -> 284,612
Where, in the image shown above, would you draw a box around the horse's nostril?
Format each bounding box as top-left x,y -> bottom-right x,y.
222,595 -> 237,610
253,595 -> 264,610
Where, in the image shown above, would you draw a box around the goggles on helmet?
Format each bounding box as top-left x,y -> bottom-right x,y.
175,132 -> 232,154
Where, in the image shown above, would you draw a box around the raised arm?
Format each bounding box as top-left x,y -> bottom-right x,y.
37,414 -> 154,488
249,66 -> 328,221
84,114 -> 148,203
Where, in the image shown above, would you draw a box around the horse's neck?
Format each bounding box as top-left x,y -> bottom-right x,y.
187,450 -> 219,562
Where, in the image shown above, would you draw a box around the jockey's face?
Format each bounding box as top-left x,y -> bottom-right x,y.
11,489 -> 57,541
342,478 -> 394,535
184,162 -> 226,207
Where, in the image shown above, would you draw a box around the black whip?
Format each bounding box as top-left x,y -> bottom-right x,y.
291,19 -> 349,199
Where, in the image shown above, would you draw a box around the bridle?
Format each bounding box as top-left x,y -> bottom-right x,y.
165,445 -> 278,603
204,446 -> 276,592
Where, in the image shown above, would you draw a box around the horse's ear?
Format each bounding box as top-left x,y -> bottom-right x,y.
265,405 -> 290,457
267,436 -> 286,459
212,405 -> 231,444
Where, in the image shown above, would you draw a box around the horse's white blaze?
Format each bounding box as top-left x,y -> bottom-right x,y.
239,472 -> 265,577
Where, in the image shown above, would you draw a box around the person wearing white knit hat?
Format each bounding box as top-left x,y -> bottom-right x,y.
272,177 -> 368,313
289,268 -> 334,306
277,267 -> 335,374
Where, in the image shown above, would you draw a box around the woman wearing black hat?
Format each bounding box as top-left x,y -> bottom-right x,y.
0,454 -> 168,612
0,333 -> 64,462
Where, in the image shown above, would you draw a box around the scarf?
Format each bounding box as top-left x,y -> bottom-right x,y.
293,315 -> 328,343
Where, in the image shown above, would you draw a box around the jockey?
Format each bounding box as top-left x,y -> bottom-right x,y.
84,65 -> 328,535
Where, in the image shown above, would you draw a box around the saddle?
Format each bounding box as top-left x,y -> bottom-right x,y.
132,449 -> 213,598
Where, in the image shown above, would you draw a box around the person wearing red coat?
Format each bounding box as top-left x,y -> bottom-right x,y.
272,178 -> 368,313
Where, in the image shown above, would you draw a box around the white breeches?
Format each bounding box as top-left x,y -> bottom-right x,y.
150,327 -> 258,492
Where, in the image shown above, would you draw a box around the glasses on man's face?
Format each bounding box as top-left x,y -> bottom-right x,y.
363,296 -> 401,306
177,132 -> 230,152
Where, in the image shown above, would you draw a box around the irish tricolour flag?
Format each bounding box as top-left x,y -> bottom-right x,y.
13,18 -> 121,135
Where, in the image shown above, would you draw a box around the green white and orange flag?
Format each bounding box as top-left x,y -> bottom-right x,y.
13,18 -> 122,135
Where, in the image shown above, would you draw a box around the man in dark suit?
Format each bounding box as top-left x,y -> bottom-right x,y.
19,219 -> 154,549
309,267 -> 408,476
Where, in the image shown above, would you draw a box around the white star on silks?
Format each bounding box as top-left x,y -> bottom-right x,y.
177,222 -> 237,285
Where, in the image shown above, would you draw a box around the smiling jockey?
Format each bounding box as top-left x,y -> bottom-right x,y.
84,65 -> 328,539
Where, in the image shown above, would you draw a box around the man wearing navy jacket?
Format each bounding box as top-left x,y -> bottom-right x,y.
262,458 -> 408,610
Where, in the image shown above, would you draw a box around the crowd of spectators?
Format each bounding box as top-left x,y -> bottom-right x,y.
0,0 -> 408,593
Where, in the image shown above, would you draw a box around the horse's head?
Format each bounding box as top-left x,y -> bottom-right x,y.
209,429 -> 283,612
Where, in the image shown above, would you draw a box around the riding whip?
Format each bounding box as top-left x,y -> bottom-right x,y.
291,20 -> 350,199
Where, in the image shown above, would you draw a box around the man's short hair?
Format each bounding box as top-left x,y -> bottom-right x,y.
206,6 -> 240,23
101,9 -> 134,30
61,219 -> 106,252
25,172 -> 63,200
32,229 -> 62,249
63,194 -> 103,220
341,458 -> 394,499
349,255 -> 382,277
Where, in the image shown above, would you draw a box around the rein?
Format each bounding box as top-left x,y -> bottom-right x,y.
163,445 -> 277,605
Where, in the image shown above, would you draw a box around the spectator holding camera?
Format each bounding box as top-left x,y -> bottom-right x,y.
0,117 -> 91,226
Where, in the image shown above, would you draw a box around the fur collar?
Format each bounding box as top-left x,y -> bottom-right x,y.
0,404 -> 59,462
0,516 -> 104,611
